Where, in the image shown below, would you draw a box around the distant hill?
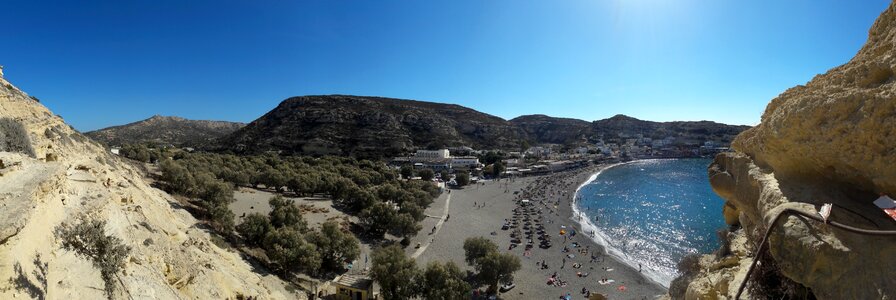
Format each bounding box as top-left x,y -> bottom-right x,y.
590,114 -> 751,144
210,95 -> 750,157
215,95 -> 526,157
510,114 -> 592,145
86,115 -> 245,147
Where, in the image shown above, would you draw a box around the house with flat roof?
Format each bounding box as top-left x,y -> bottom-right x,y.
332,274 -> 374,300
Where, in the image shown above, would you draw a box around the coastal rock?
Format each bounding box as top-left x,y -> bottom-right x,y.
733,2 -> 896,196
0,74 -> 302,298
684,2 -> 896,299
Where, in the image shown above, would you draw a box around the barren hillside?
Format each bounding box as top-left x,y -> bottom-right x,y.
0,74 -> 301,299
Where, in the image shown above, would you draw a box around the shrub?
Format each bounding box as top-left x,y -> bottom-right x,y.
669,254 -> 702,299
747,249 -> 815,299
237,213 -> 273,246
715,228 -> 732,258
0,118 -> 35,158
55,219 -> 131,299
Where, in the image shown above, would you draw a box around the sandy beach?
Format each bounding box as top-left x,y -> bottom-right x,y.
414,164 -> 667,299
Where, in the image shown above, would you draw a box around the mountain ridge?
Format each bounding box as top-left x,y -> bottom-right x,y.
85,115 -> 245,147
88,95 -> 751,156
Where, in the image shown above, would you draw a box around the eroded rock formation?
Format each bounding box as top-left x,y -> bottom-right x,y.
682,2 -> 896,299
0,73 -> 302,298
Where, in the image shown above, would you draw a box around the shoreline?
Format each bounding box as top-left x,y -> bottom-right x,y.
413,162 -> 667,299
555,164 -> 668,293
569,161 -> 671,288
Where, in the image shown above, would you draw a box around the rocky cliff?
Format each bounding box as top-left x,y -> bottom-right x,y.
682,2 -> 896,299
0,74 -> 301,298
86,115 -> 245,147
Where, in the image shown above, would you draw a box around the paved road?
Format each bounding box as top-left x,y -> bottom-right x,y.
411,186 -> 452,258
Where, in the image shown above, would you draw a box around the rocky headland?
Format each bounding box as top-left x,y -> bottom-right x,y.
679,2 -> 896,299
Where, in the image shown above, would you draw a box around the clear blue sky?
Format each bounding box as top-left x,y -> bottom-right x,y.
2,1 -> 890,131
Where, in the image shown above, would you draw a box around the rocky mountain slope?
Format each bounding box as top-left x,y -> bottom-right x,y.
592,114 -> 749,143
216,95 -> 527,157
509,114 -> 592,145
86,115 -> 244,147
682,2 -> 896,299
215,96 -> 749,157
0,74 -> 300,298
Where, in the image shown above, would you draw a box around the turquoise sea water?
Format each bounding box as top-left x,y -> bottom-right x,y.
573,159 -> 726,287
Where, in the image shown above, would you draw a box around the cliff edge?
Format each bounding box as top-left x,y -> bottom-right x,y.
0,74 -> 301,298
680,2 -> 896,299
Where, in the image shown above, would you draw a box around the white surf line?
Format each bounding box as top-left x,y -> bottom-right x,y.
412,187 -> 452,259
570,160 -> 673,288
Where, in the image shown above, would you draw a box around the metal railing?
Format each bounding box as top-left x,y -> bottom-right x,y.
735,207 -> 896,299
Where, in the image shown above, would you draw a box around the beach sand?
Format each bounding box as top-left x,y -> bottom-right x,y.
415,164 -> 667,299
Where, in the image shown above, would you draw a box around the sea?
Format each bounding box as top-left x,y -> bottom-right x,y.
572,159 -> 726,287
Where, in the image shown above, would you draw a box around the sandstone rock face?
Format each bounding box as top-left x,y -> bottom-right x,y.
0,75 -> 302,299
702,153 -> 896,299
733,2 -> 896,196
683,2 -> 896,299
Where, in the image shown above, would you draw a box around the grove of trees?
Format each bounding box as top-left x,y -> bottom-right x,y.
370,237 -> 519,300
371,245 -> 471,300
236,196 -> 360,276
157,151 -> 441,240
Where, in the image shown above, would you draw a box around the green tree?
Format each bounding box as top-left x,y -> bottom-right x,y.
160,159 -> 196,196
389,213 -> 421,239
306,221 -> 360,273
463,237 -> 520,293
359,202 -> 395,237
491,161 -> 505,178
207,203 -> 236,232
463,237 -> 498,266
371,245 -> 419,300
455,171 -> 471,187
265,168 -> 288,192
417,169 -> 434,181
262,227 -> 322,275
439,170 -> 450,181
269,196 -> 308,232
475,251 -> 521,292
419,261 -> 471,300
400,165 -> 414,179
237,213 -> 272,246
